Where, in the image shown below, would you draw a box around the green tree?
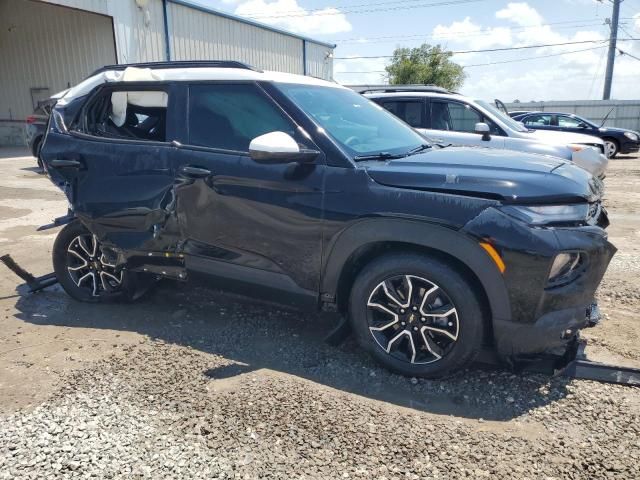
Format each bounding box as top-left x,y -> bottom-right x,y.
385,44 -> 465,90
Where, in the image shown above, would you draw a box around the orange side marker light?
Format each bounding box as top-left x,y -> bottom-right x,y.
479,242 -> 506,274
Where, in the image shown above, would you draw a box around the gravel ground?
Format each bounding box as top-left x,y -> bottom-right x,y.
1,149 -> 639,479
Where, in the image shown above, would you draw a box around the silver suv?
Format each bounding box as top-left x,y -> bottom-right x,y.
356,85 -> 608,177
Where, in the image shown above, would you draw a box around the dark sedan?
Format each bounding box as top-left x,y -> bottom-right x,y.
25,99 -> 55,170
511,111 -> 640,158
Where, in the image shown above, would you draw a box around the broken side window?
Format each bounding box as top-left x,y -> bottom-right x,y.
79,89 -> 168,142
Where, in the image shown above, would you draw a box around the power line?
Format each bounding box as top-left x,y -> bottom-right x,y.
336,45 -> 609,73
336,22 -> 610,45
618,48 -> 640,60
242,0 -> 439,17
333,18 -> 628,43
463,45 -> 608,67
588,43 -> 608,98
335,38 -> 639,59
242,0 -> 485,19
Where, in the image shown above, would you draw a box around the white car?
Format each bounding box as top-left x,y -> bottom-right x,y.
355,85 -> 608,177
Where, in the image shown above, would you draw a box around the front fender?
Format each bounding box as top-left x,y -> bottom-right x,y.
320,218 -> 511,323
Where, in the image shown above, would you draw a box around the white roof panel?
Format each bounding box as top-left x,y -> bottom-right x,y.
57,67 -> 345,105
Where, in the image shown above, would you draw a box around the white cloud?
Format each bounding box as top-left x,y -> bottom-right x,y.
634,13 -> 640,33
495,2 -> 544,27
233,0 -> 352,35
333,57 -> 387,85
433,17 -> 512,49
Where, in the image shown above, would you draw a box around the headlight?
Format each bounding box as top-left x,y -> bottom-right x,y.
547,252 -> 585,287
500,204 -> 589,226
623,131 -> 639,141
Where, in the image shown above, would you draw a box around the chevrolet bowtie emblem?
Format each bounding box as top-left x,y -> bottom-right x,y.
409,314 -> 415,323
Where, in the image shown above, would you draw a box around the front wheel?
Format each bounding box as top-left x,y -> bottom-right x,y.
603,138 -> 618,158
349,253 -> 484,378
53,221 -> 131,302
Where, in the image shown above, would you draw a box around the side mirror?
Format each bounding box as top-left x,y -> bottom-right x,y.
578,123 -> 589,129
249,131 -> 318,164
475,122 -> 491,141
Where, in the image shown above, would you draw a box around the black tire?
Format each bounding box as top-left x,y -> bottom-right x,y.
603,138 -> 618,159
32,137 -> 44,171
348,253 -> 484,378
53,221 -> 136,302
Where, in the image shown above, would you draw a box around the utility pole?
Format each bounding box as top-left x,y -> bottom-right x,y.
603,0 -> 622,100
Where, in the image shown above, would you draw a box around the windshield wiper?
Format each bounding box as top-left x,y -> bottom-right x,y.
353,152 -> 407,161
406,143 -> 432,156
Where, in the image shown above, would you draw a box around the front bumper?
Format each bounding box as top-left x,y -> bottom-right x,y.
464,207 -> 616,356
493,303 -> 600,356
620,140 -> 640,154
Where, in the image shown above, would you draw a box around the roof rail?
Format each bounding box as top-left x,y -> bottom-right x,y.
88,60 -> 259,77
348,84 -> 453,94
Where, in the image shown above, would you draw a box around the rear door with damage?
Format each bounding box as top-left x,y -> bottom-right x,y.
41,82 -> 183,262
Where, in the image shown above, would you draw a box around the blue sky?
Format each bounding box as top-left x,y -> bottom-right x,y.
205,0 -> 640,101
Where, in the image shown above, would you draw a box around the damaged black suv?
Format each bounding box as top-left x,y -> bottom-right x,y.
40,61 -> 615,378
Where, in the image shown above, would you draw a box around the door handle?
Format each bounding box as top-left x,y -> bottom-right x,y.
50,159 -> 82,168
180,165 -> 211,178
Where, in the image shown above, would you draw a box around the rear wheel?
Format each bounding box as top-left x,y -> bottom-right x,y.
603,138 -> 618,158
53,221 -> 132,302
348,253 -> 484,378
32,137 -> 43,171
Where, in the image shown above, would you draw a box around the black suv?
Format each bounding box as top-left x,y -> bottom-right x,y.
40,61 -> 615,378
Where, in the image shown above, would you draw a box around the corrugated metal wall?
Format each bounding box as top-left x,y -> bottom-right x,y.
43,0 -> 166,64
0,0 -> 116,121
304,41 -> 332,79
505,100 -> 640,131
167,2 -> 304,75
44,0 -> 335,77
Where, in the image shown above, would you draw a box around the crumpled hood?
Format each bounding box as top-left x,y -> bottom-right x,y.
528,129 -> 604,146
363,147 -> 602,203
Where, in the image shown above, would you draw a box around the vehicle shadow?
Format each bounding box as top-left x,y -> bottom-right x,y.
11,280 -> 571,421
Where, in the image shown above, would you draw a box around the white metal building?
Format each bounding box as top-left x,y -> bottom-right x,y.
0,0 -> 335,145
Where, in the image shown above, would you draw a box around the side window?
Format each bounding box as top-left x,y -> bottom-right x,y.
188,84 -> 295,152
380,101 -> 424,128
79,89 -> 168,141
446,102 -> 482,132
523,114 -> 552,127
557,116 -> 582,128
431,102 -> 452,130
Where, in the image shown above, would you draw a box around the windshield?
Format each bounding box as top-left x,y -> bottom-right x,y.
475,100 -> 529,133
275,83 -> 427,158
574,115 -> 597,128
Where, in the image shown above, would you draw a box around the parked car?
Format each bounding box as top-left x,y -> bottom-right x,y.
40,61 -> 615,378
510,111 -> 640,159
357,85 -> 608,178
25,99 -> 55,169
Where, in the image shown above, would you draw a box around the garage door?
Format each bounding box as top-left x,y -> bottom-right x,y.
0,0 -> 116,122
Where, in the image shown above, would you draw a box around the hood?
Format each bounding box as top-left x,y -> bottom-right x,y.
599,126 -> 639,136
363,147 -> 602,203
528,129 -> 604,146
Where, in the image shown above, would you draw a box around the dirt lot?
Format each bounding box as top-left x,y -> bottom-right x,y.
0,147 -> 639,479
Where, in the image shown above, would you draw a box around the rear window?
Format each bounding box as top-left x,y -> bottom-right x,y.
77,89 -> 168,142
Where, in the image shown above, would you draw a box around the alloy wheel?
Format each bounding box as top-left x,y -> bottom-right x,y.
366,275 -> 459,364
604,140 -> 617,158
66,234 -> 123,296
